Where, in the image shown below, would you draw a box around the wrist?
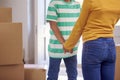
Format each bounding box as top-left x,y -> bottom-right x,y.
61,40 -> 65,44
61,41 -> 65,44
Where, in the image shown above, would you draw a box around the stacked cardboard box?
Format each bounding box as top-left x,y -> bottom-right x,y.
115,46 -> 120,80
0,8 -> 12,22
0,8 -> 24,80
24,64 -> 46,80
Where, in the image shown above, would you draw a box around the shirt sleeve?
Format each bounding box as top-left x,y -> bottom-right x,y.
64,0 -> 92,50
46,1 -> 58,22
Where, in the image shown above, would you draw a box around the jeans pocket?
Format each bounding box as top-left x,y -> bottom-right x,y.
82,41 -> 105,64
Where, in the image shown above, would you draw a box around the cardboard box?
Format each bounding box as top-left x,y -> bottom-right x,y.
24,64 -> 46,80
115,46 -> 120,80
0,64 -> 24,80
0,8 -> 12,22
0,23 -> 23,65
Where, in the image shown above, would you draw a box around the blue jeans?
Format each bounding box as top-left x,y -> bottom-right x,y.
47,55 -> 77,80
82,38 -> 116,80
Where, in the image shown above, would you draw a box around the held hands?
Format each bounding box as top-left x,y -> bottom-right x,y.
63,44 -> 73,54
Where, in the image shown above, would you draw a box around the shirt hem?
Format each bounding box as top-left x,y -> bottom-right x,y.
49,54 -> 77,59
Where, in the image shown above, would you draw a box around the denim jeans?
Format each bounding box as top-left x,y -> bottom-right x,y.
47,55 -> 77,80
82,38 -> 116,80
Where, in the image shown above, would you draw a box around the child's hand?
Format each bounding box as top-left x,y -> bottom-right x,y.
69,49 -> 73,53
63,45 -> 73,54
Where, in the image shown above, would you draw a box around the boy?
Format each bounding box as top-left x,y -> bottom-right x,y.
46,0 -> 81,80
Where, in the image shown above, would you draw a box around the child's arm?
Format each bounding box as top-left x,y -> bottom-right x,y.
49,21 -> 73,53
49,21 -> 65,44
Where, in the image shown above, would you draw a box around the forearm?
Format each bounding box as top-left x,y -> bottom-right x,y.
49,21 -> 65,44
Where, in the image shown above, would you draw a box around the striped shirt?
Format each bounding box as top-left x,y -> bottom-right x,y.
46,0 -> 81,58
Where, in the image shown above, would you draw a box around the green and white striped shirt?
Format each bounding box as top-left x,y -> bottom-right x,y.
46,0 -> 81,58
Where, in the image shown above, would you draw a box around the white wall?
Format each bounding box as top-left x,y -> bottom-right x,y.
0,0 -> 35,63
114,16 -> 120,45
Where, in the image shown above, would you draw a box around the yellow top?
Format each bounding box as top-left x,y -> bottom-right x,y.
64,0 -> 120,50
